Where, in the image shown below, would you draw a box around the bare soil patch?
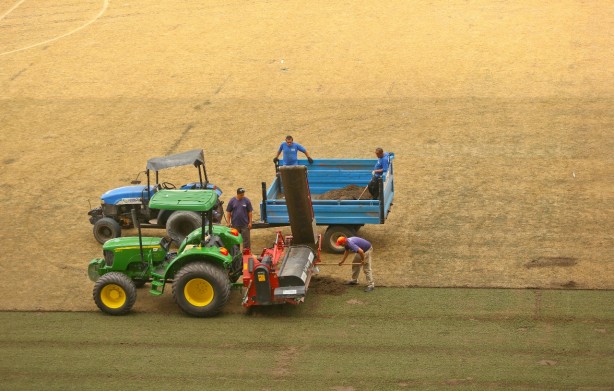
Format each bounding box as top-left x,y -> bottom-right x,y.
526,257 -> 578,268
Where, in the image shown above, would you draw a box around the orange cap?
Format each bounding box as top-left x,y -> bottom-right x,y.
336,236 -> 347,246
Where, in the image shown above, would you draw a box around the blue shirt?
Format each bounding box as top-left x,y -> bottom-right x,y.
345,237 -> 372,253
373,152 -> 390,178
278,142 -> 307,166
226,197 -> 253,227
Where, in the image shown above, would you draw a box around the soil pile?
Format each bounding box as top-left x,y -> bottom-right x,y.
309,275 -> 348,295
314,185 -> 367,200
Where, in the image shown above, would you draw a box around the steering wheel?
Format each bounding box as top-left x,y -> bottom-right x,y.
160,182 -> 176,190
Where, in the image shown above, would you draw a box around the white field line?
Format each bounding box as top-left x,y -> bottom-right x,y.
0,0 -> 109,57
0,0 -> 26,21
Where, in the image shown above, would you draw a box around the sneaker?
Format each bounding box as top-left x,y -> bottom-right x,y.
364,286 -> 374,292
344,280 -> 358,285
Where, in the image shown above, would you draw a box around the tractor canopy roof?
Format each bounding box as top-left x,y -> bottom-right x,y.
149,189 -> 218,212
146,149 -> 204,172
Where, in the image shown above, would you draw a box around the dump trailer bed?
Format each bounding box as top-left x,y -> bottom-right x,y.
258,154 -> 395,253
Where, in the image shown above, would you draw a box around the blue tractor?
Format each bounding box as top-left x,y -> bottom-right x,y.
88,149 -> 224,244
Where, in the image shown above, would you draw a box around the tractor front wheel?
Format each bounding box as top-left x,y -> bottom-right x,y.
172,262 -> 230,317
93,272 -> 137,315
93,217 -> 121,244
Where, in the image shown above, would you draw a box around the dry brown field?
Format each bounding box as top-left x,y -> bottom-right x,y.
0,0 -> 612,311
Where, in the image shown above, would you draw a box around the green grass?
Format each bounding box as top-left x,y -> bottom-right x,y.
1,288 -> 612,391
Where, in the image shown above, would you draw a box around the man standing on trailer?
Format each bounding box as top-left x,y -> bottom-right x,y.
368,147 -> 390,199
337,235 -> 375,292
226,187 -> 253,250
273,135 -> 314,166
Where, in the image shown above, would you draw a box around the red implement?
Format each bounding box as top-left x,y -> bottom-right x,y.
241,231 -> 321,307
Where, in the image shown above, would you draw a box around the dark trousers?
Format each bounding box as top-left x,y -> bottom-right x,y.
233,225 -> 251,250
368,177 -> 381,200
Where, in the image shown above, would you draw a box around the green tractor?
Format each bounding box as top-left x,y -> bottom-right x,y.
88,189 -> 243,317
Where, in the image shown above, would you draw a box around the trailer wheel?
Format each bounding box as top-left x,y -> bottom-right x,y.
166,211 -> 201,244
93,272 -> 137,315
93,217 -> 122,244
323,225 -> 357,254
172,262 -> 230,317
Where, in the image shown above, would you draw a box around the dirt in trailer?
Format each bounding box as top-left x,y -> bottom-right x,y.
314,185 -> 368,200
276,184 -> 368,201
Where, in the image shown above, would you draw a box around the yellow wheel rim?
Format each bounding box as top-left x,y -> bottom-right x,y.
100,284 -> 126,309
184,278 -> 214,307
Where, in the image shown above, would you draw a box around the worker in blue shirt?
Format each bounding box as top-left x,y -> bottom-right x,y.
273,135 -> 314,166
337,236 -> 375,292
368,147 -> 390,199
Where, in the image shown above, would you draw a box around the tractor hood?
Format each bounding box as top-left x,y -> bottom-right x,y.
102,236 -> 163,251
101,185 -> 153,205
149,189 -> 218,212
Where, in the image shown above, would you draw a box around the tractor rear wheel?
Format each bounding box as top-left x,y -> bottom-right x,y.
93,272 -> 137,315
323,225 -> 357,254
93,217 -> 121,244
172,262 -> 230,317
166,211 -> 201,244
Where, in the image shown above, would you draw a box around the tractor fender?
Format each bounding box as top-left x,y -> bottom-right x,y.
162,248 -> 232,281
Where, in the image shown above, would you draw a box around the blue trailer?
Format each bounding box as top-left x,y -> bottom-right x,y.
256,154 -> 395,253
